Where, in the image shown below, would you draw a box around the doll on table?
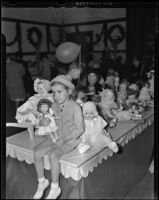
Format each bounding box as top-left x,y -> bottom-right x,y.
128,102 -> 143,120
98,89 -> 118,127
117,79 -> 128,109
138,81 -> 151,106
16,78 -> 54,124
78,101 -> 119,154
125,88 -> 138,110
35,98 -> 58,143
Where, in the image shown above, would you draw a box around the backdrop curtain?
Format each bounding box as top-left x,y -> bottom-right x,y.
126,6 -> 157,67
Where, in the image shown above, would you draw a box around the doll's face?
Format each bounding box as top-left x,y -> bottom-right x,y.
37,83 -> 46,94
77,91 -> 86,100
40,104 -> 49,114
84,110 -> 95,120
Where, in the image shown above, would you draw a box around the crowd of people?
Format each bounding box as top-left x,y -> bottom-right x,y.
6,48 -> 154,199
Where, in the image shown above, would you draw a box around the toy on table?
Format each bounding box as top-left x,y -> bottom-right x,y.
125,88 -> 138,109
117,80 -> 128,108
146,68 -> 154,98
16,78 -> 54,124
77,101 -> 118,154
128,102 -> 142,120
138,82 -> 151,106
98,89 -> 118,127
35,98 -> 58,143
111,108 -> 132,121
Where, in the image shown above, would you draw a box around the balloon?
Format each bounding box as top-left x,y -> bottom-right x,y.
56,42 -> 80,63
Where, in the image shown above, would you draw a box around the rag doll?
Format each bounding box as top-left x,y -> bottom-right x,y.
125,88 -> 138,109
128,102 -> 142,120
16,78 -> 54,123
78,101 -> 118,154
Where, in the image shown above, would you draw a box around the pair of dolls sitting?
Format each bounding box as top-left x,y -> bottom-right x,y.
16,78 -> 58,143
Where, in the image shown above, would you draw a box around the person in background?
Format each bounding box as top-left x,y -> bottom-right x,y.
6,53 -> 26,108
23,60 -> 35,99
125,56 -> 142,84
40,54 -> 58,81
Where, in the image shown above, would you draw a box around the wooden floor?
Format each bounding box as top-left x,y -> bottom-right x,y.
125,170 -> 155,199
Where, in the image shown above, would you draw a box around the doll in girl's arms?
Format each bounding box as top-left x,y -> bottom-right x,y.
35,98 -> 58,143
16,78 -> 54,124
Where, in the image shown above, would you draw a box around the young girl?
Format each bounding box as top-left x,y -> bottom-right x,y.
16,78 -> 54,124
35,98 -> 58,143
78,101 -> 118,153
33,75 -> 84,199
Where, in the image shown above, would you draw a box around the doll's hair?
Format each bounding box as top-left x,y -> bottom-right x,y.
37,98 -> 52,113
34,78 -> 51,93
83,101 -> 98,117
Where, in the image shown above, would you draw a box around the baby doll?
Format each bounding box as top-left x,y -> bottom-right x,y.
138,82 -> 151,105
35,98 -> 58,143
78,101 -> 118,153
98,89 -> 118,121
16,78 -> 54,123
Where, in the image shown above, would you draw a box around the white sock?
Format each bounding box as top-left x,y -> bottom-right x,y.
38,177 -> 45,184
51,182 -> 59,189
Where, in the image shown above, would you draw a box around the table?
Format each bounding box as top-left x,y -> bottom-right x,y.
6,107 -> 154,199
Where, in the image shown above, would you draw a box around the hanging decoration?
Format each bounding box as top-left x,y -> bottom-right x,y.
27,27 -> 42,49
108,24 -> 125,45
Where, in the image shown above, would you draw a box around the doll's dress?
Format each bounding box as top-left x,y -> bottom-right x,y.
81,115 -> 113,148
115,110 -> 132,121
138,87 -> 151,102
16,93 -> 54,123
36,112 -> 58,136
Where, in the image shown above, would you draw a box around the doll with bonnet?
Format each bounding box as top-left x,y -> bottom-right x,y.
16,78 -> 54,124
78,101 -> 118,153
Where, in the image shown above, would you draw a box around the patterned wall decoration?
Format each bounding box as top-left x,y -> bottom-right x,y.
2,17 -> 126,61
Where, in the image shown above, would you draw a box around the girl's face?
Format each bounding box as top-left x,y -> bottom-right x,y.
52,83 -> 69,104
84,110 -> 95,120
37,83 -> 46,94
40,104 -> 49,114
88,73 -> 97,85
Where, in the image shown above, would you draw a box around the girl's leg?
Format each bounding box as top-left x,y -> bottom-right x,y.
33,138 -> 52,199
46,149 -> 63,199
34,138 -> 52,178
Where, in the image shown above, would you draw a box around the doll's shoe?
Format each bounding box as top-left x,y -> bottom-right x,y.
108,142 -> 119,153
78,143 -> 91,154
33,179 -> 49,199
46,186 -> 61,199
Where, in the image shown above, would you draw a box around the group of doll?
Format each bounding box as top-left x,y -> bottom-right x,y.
16,67 -> 154,154
15,78 -> 119,154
